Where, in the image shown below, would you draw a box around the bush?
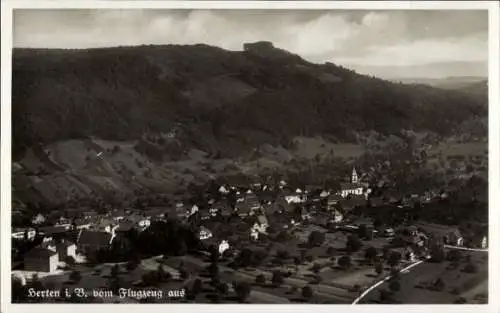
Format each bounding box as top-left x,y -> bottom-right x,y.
308,231 -> 325,247
326,246 -> 336,256
126,260 -> 139,271
365,246 -> 378,263
338,255 -> 352,270
255,274 -> 266,285
311,263 -> 322,273
65,256 -> 76,267
272,271 -> 285,287
69,270 -> 82,283
454,297 -> 467,304
346,235 -> 362,253
234,281 -> 251,303
191,278 -> 202,295
387,251 -> 402,268
389,280 -> 401,293
302,285 -> 314,299
464,263 -> 478,273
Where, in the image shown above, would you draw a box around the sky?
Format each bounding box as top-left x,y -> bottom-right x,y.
13,9 -> 489,79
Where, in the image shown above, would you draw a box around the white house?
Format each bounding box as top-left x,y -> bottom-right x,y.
198,227 -> 213,240
284,194 -> 307,204
218,240 -> 230,255
250,228 -> 259,241
331,210 -> 343,223
32,213 -> 46,225
218,185 -> 230,194
137,218 -> 151,229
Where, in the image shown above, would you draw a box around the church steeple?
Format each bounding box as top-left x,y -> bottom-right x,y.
351,167 -> 358,184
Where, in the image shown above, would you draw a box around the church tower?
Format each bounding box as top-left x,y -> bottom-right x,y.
351,167 -> 359,184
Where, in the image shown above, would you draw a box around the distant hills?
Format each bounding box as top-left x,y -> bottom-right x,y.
12,42 -> 487,161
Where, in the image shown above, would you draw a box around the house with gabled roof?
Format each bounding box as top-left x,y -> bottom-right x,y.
77,230 -> 113,255
24,247 -> 59,273
41,238 -> 77,260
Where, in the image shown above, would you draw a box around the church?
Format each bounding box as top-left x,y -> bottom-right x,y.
338,167 -> 365,198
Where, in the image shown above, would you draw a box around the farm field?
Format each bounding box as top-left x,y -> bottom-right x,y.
359,250 -> 488,304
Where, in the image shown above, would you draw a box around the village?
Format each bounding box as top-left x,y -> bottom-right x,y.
11,167 -> 488,304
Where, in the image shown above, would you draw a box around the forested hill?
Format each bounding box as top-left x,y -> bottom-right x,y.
12,42 -> 487,160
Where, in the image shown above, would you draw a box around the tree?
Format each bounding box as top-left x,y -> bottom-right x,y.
430,244 -> 446,263
255,274 -> 266,285
434,278 -> 446,292
272,271 -> 285,287
156,264 -> 171,282
379,289 -> 391,303
375,262 -> 384,276
191,278 -> 202,296
387,251 -> 401,268
234,281 -> 251,303
308,231 -> 325,247
447,250 -> 462,263
346,235 -> 363,253
338,255 -> 352,270
180,267 -> 189,280
12,276 -> 27,303
108,277 -> 121,293
111,264 -> 120,278
69,270 -> 82,283
302,285 -> 314,300
365,246 -> 378,264
389,280 -> 401,293
65,256 -> 76,267
207,262 -> 219,277
126,259 -> 139,271
326,246 -> 336,257
464,263 -> 478,273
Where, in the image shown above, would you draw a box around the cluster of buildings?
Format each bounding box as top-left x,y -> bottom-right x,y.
14,166 -> 487,276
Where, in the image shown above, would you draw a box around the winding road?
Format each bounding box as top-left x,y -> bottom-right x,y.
351,245 -> 488,305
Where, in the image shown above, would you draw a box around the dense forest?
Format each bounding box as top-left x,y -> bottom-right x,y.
12,42 -> 487,160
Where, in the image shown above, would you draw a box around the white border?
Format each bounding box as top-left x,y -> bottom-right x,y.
1,1 -> 499,313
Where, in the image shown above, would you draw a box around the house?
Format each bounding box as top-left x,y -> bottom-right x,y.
320,190 -> 330,198
198,226 -> 213,241
235,202 -> 251,218
398,226 -> 427,247
330,209 -> 343,223
12,228 -> 36,241
218,240 -> 230,255
218,185 -> 230,195
283,188 -> 308,204
116,220 -> 137,234
253,214 -> 269,233
327,194 -> 343,209
93,218 -> 117,234
77,230 -> 113,255
211,200 -> 233,218
38,225 -> 69,241
31,213 -> 46,225
417,224 -> 464,247
250,227 -> 259,241
41,238 -> 77,260
338,195 -> 366,212
404,247 -> 417,262
109,209 -> 126,221
339,168 -> 365,198
24,247 -> 59,273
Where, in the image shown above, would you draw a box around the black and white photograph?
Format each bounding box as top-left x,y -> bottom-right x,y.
1,0 -> 499,310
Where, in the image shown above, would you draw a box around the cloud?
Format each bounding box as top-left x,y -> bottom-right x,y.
13,9 -> 488,78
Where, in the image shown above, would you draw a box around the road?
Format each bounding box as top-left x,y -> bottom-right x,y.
352,246 -> 489,305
